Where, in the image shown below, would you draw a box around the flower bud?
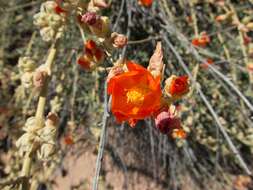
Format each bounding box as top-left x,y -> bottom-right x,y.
46,112 -> 59,126
164,75 -> 189,100
155,108 -> 186,139
81,12 -> 100,25
111,32 -> 128,48
155,111 -> 181,134
33,71 -> 48,88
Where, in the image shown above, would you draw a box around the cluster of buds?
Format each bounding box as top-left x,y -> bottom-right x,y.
107,42 -> 190,139
33,1 -> 66,41
75,2 -> 127,70
16,112 -> 59,161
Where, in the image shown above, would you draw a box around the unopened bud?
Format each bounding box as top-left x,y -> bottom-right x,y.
81,12 -> 100,25
33,71 -> 47,88
111,32 -> 128,48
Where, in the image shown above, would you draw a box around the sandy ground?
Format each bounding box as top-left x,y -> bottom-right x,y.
54,148 -> 164,190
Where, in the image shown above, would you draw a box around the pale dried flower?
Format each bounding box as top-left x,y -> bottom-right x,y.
148,42 -> 164,78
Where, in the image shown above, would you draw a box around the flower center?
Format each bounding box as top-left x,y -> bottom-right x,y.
126,87 -> 147,105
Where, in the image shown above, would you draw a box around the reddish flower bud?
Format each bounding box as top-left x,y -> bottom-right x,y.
81,12 -> 100,25
46,112 -> 59,126
164,75 -> 190,99
155,111 -> 181,134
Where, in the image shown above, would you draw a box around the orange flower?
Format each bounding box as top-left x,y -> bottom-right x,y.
108,61 -> 162,127
191,32 -> 211,47
165,75 -> 189,99
138,0 -> 153,7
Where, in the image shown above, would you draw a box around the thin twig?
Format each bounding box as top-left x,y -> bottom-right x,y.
92,82 -> 110,190
112,0 -> 125,31
121,0 -> 133,59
